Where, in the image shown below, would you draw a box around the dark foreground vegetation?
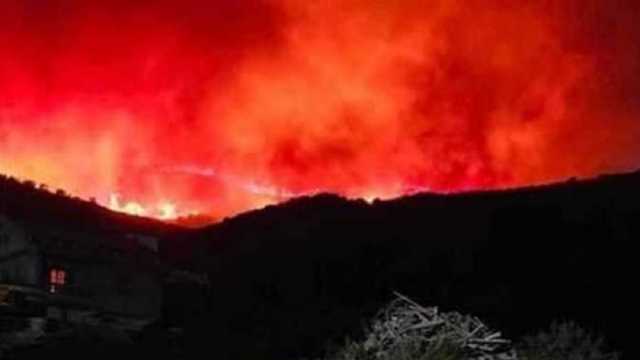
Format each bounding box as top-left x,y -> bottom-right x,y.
2,170 -> 638,359
312,293 -> 619,360
2,293 -> 621,360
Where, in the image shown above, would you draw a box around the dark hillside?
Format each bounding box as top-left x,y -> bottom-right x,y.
0,174 -> 183,237
178,172 -> 638,359
2,171 -> 637,359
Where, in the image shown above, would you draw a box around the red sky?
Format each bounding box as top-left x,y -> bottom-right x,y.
1,1 -> 639,220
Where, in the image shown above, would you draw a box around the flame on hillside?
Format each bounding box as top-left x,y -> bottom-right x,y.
108,193 -> 184,220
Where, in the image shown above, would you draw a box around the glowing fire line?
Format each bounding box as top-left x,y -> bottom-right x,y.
108,193 -> 180,220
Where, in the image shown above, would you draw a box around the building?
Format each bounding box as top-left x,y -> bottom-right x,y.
0,214 -> 163,326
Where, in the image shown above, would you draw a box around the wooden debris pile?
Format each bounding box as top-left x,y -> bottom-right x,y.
362,292 -> 519,360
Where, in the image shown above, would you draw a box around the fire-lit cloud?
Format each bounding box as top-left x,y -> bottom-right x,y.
1,1 -> 639,220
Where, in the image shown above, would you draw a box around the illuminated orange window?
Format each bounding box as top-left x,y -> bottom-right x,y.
49,268 -> 66,287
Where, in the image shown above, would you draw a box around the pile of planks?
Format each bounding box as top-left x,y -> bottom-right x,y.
363,292 -> 519,360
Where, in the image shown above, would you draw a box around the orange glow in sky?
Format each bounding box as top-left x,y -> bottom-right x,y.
1,1 -> 639,221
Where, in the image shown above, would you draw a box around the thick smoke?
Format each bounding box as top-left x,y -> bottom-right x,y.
1,0 -> 639,219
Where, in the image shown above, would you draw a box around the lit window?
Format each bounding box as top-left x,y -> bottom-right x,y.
49,268 -> 66,287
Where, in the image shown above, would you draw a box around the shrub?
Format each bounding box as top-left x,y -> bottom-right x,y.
325,337 -> 465,360
518,321 -> 620,360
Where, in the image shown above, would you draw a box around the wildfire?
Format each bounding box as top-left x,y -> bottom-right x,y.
108,194 -> 183,220
158,202 -> 178,220
0,1 -> 639,222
